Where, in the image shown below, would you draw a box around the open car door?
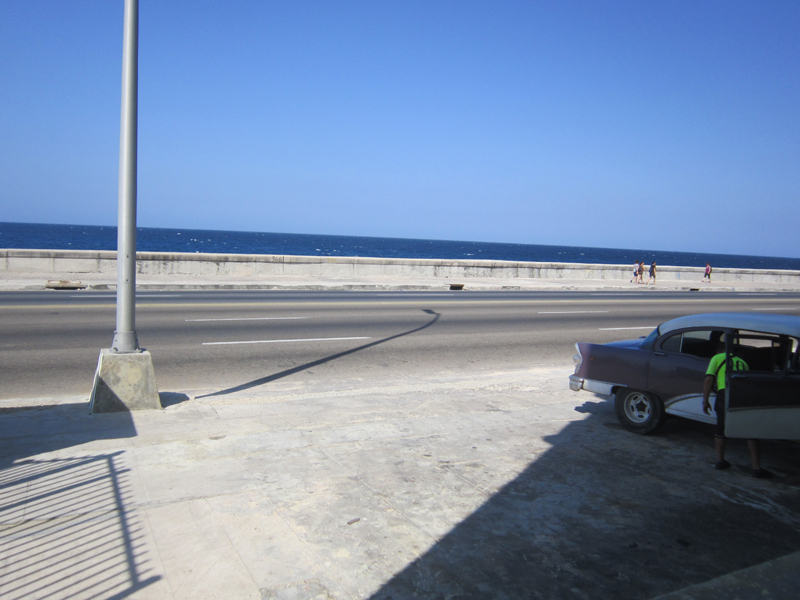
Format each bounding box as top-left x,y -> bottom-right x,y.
726,372 -> 800,440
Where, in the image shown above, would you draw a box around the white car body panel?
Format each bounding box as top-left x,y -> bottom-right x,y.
664,394 -> 716,425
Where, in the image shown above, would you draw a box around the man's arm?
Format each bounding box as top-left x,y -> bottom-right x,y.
702,375 -> 714,415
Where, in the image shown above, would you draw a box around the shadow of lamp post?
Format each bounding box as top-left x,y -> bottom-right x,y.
90,0 -> 160,413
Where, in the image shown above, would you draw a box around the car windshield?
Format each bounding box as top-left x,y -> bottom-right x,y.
640,326 -> 659,350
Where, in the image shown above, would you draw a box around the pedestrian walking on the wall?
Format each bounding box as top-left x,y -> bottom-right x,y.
703,263 -> 712,282
647,261 -> 656,284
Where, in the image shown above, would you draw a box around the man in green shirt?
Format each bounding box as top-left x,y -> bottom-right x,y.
702,342 -> 771,478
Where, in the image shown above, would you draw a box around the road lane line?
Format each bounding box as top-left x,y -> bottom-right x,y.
750,308 -> 797,311
376,293 -> 456,296
599,326 -> 656,330
2,296 -> 792,310
67,293 -> 183,297
67,293 -> 182,297
203,336 -> 370,346
538,310 -> 609,314
187,317 -> 308,322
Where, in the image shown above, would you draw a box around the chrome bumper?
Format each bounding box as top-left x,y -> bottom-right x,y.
569,375 -> 584,391
569,375 -> 616,396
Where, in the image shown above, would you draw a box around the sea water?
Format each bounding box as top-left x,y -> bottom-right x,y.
1,221 -> 798,271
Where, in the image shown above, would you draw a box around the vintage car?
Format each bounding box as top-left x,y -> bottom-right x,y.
569,312 -> 800,438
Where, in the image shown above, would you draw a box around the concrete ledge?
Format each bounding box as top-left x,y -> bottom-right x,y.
3,248 -> 799,285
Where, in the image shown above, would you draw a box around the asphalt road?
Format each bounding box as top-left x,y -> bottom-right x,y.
2,289 -> 800,399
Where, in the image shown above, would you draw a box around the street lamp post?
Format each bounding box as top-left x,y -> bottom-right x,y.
90,0 -> 160,413
113,0 -> 140,354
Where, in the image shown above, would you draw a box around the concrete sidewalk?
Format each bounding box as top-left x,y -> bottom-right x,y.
3,270 -> 800,292
1,367 -> 799,600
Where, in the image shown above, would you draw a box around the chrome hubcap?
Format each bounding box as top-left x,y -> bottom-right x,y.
624,392 -> 651,423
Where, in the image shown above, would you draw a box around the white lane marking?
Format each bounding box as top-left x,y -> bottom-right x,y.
750,308 -> 797,311
739,293 -> 777,296
187,317 -> 308,322
599,326 -> 656,331
538,310 -> 609,314
590,293 -> 648,296
70,294 -> 181,298
203,336 -> 370,346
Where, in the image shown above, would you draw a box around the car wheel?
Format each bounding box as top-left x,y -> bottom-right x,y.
615,388 -> 665,434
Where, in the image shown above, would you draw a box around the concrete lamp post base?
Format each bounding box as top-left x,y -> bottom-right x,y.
89,349 -> 161,413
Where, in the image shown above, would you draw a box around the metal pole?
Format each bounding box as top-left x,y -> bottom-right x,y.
112,0 -> 139,353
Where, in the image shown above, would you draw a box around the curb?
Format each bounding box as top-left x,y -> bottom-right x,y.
5,282 -> 800,293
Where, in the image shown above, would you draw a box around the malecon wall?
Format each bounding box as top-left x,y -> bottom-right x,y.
2,248 -> 799,284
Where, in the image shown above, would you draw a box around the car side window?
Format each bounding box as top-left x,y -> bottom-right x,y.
681,331 -> 723,358
660,333 -> 682,353
733,330 -> 797,372
659,330 -> 723,359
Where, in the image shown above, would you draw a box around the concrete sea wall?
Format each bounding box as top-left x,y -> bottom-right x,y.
2,248 -> 799,284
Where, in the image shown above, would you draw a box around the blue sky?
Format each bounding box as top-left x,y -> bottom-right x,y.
1,1 -> 798,258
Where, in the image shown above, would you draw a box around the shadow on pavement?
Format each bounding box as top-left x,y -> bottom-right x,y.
158,391 -> 191,408
0,404 -> 161,598
370,398 -> 800,600
0,402 -> 137,468
199,308 -> 441,398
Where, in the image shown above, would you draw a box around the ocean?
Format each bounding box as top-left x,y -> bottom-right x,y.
1,221 -> 798,271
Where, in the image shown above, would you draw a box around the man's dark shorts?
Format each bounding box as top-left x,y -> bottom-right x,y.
714,390 -> 726,438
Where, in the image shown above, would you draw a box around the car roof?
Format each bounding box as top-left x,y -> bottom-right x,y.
659,312 -> 800,337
